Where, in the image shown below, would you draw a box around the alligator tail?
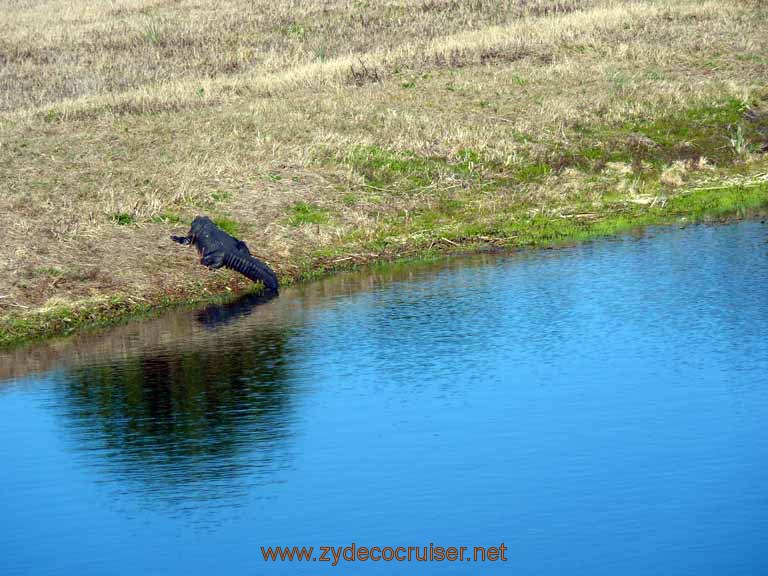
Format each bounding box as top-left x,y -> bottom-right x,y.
224,253 -> 279,293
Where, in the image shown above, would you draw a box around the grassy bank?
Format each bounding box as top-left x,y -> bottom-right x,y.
2,180 -> 766,349
1,0 -> 768,347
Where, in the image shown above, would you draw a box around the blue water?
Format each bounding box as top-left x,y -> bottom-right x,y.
1,221 -> 767,575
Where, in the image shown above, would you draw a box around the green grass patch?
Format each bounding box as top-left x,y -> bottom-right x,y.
494,182 -> 768,247
328,180 -> 768,260
625,98 -> 746,162
278,22 -> 309,39
322,145 -> 505,192
342,193 -> 359,207
210,190 -> 232,203
111,212 -> 136,225
32,266 -> 64,277
515,162 -> 552,182
150,211 -> 183,224
555,98 -> 767,174
340,145 -> 441,190
212,216 -> 240,236
287,201 -> 329,226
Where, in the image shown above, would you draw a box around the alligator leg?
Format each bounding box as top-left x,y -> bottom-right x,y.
171,234 -> 193,245
201,253 -> 226,269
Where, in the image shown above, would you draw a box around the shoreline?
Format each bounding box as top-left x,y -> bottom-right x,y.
3,0 -> 768,351
2,180 -> 766,351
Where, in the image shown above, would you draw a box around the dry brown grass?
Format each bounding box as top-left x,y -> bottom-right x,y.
1,0 -> 768,325
1,0 -> 589,112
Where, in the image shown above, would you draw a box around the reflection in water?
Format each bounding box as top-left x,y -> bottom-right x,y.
196,291 -> 278,330
54,317 -> 297,508
0,254 -> 499,383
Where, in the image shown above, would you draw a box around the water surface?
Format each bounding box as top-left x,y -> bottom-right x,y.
2,221 -> 767,575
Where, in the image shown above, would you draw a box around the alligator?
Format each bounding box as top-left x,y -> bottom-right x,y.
171,216 -> 279,293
